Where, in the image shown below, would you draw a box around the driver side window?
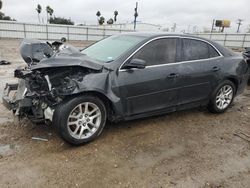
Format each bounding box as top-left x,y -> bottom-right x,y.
132,38 -> 177,66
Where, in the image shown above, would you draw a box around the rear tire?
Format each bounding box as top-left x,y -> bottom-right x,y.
54,95 -> 107,145
208,80 -> 235,114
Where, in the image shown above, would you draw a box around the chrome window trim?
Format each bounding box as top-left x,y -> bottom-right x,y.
119,36 -> 223,72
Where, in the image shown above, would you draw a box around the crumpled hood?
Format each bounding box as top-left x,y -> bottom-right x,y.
31,52 -> 103,71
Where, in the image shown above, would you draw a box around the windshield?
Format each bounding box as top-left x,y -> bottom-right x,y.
81,35 -> 146,62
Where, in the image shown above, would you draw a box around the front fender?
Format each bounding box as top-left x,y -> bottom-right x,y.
59,72 -> 123,119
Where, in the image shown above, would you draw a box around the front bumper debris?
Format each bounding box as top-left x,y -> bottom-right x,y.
2,80 -> 53,122
2,83 -> 18,110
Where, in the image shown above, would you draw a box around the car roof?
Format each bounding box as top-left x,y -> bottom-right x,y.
120,32 -> 203,39
120,32 -> 217,45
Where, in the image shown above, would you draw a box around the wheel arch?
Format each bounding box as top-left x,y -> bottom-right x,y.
66,91 -> 117,121
225,76 -> 239,94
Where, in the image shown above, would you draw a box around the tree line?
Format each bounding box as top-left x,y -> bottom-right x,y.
96,10 -> 118,25
36,5 -> 119,26
36,4 -> 74,25
0,1 -> 124,27
0,0 -> 16,21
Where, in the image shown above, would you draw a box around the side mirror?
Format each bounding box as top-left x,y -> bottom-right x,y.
124,58 -> 146,69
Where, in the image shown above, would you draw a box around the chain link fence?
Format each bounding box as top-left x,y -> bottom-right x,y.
0,20 -> 133,41
1,21 -> 250,48
195,33 -> 250,48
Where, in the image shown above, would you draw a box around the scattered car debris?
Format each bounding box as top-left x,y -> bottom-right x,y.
0,144 -> 16,157
0,60 -> 11,65
169,181 -> 177,186
233,130 -> 250,143
31,137 -> 48,142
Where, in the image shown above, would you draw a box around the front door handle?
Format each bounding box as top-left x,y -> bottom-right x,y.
167,73 -> 179,79
212,66 -> 221,72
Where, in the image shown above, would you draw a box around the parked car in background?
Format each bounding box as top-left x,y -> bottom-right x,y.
243,47 -> 250,82
2,33 -> 249,145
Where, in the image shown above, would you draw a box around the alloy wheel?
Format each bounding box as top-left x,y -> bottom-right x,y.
215,85 -> 233,110
67,102 -> 102,139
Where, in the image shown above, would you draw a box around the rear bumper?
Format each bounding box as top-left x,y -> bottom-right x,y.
236,73 -> 249,96
2,83 -> 18,110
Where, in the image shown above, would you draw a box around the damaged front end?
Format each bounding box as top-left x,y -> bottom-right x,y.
4,66 -> 97,123
2,39 -> 104,123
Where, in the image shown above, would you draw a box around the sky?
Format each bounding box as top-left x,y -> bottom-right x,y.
1,0 -> 250,33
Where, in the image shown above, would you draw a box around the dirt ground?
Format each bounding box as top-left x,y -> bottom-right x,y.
0,39 -> 250,188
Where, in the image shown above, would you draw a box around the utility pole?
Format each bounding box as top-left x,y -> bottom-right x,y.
211,19 -> 215,33
134,2 -> 138,30
236,19 -> 243,33
187,24 -> 190,33
171,23 -> 176,32
193,26 -> 198,33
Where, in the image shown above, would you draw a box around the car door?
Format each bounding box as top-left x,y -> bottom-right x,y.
116,37 -> 181,116
176,38 -> 222,105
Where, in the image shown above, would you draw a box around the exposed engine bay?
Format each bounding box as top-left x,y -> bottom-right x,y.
2,38 -> 104,123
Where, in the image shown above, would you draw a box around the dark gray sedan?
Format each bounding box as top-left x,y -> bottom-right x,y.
2,33 -> 249,145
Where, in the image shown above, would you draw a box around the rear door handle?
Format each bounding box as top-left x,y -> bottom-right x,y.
167,73 -> 179,79
212,66 -> 221,72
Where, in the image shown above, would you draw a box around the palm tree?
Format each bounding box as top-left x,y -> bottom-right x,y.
0,1 -> 16,21
36,4 -> 42,23
46,6 -> 54,23
46,6 -> 50,23
0,0 -> 2,20
107,18 -> 114,25
96,11 -> 101,24
49,8 -> 54,17
114,10 -> 118,22
99,16 -> 105,25
96,11 -> 101,17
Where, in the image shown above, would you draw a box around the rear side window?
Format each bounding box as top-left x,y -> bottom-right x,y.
182,39 -> 209,61
132,38 -> 177,66
208,44 -> 220,58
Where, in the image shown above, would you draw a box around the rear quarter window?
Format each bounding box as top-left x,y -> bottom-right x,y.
208,44 -> 220,58
182,39 -> 209,61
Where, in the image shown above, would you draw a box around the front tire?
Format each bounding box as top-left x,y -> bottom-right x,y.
54,95 -> 107,145
208,80 -> 235,113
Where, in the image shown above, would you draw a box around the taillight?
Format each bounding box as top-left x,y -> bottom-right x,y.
243,52 -> 250,64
